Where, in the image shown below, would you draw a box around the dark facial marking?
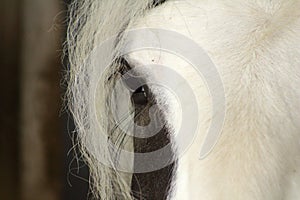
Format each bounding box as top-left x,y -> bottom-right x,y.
117,57 -> 177,200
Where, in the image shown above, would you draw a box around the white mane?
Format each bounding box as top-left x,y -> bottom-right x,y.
66,1 -> 154,199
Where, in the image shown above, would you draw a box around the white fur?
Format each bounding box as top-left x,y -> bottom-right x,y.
127,0 -> 300,199
67,0 -> 300,199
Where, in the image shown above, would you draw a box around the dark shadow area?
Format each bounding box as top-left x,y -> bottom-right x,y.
0,0 -> 90,199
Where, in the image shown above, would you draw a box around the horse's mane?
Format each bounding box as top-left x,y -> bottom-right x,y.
65,1 -> 159,199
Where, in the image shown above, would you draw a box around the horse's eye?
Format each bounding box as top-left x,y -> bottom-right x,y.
122,74 -> 149,105
131,85 -> 149,105
118,57 -> 150,106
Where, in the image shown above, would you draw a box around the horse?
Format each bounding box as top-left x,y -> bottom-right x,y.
66,0 -> 300,199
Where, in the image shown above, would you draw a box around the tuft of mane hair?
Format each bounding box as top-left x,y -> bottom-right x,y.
66,0 -> 157,199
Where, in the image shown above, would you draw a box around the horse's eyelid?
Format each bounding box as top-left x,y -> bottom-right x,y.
117,57 -> 150,106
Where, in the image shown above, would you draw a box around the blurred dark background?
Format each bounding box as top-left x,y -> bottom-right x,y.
0,0 -> 90,200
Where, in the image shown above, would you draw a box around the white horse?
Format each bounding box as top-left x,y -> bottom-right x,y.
66,0 -> 300,199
